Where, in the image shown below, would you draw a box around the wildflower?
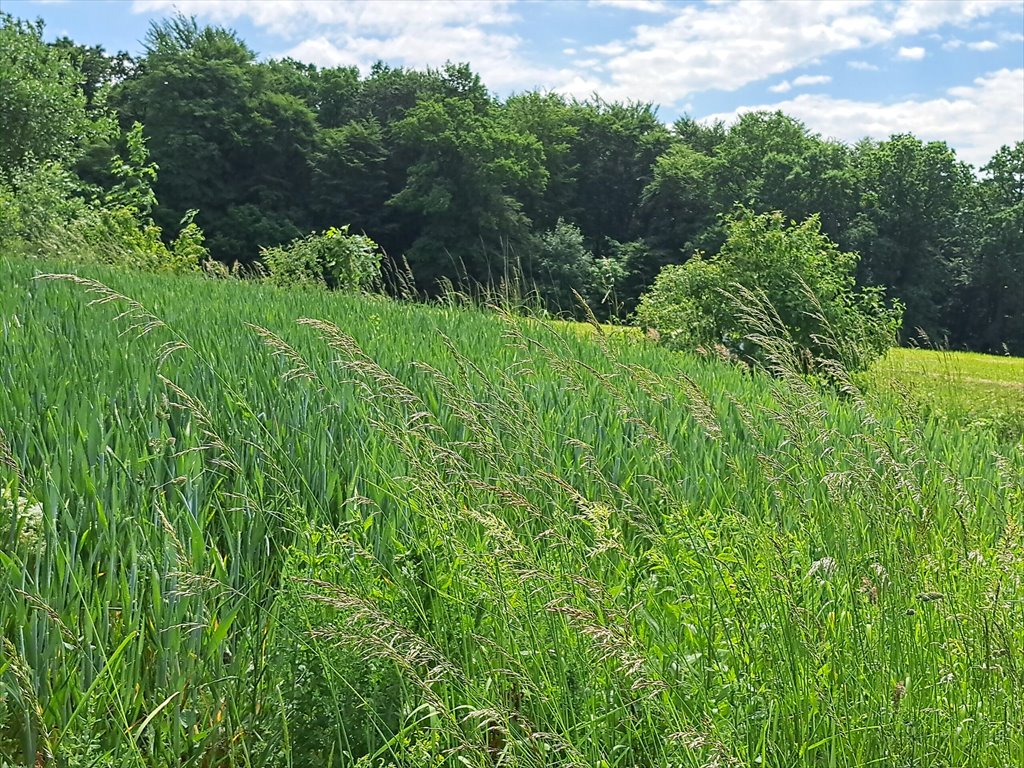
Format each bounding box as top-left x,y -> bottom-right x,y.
808,556 -> 837,580
0,486 -> 45,556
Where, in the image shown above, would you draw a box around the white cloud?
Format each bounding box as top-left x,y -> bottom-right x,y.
589,0 -> 671,12
890,0 -> 1011,35
575,2 -> 894,104
792,74 -> 832,86
771,74 -> 831,93
560,0 -> 1013,106
563,47 -> 578,56
967,39 -> 998,51
943,38 -> 964,50
132,0 -> 517,38
586,41 -> 629,56
128,0 -> 1022,107
701,68 -> 1024,168
898,46 -> 927,59
848,60 -> 880,70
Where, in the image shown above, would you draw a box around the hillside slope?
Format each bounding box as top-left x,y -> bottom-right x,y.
1,257 -> 1021,767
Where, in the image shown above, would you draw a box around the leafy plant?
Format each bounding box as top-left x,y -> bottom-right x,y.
533,218 -> 626,317
261,226 -> 382,291
635,208 -> 903,372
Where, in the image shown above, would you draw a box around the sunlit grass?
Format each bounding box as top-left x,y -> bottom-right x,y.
866,347 -> 1024,439
1,256 -> 1022,767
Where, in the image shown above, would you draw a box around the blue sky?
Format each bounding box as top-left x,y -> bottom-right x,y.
6,0 -> 1023,166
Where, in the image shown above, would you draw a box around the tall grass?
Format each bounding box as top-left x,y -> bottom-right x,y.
1,256 -> 1021,766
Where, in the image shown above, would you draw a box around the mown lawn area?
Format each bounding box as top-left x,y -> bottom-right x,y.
867,347 -> 1024,439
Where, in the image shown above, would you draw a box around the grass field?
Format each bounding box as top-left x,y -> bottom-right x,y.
867,348 -> 1024,438
1,256 -> 1022,767
557,319 -> 1024,440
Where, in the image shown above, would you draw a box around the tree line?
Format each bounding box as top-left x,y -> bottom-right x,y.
2,14 -> 1021,354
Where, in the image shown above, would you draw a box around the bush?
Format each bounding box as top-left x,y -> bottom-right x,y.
261,226 -> 382,291
634,208 -> 903,372
533,219 -> 626,317
0,124 -> 207,275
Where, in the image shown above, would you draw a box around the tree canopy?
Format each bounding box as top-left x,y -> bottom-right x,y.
1,12 -> 1020,354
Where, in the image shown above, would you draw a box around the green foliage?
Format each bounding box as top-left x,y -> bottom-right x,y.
532,219 -> 628,317
0,15 -> 96,175
848,134 -> 974,341
1,257 -> 1021,766
971,142 -> 1024,354
0,121 -> 205,275
262,226 -> 382,291
48,37 -> 135,111
104,122 -> 158,216
532,219 -> 595,312
389,73 -> 547,288
3,9 -> 1022,351
635,209 -> 903,372
0,162 -> 94,248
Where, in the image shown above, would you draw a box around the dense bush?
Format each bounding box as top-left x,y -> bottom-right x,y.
0,123 -> 206,274
261,225 -> 382,291
532,218 -> 626,317
635,209 -> 903,372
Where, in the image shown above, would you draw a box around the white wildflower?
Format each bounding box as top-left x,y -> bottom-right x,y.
808,556 -> 837,580
1,486 -> 46,556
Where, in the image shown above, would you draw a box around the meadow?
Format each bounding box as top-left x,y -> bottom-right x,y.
867,348 -> 1024,440
1,255 -> 1022,767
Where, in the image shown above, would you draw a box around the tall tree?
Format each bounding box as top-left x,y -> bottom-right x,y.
50,37 -> 135,111
707,111 -> 856,244
309,118 -> 389,236
969,143 -> 1024,353
565,100 -> 672,254
113,15 -> 319,263
849,135 -> 974,342
503,91 -> 579,233
0,15 -> 93,175
389,66 -> 547,289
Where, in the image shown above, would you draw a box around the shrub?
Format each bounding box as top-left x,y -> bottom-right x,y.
261,226 -> 382,291
0,124 -> 207,275
533,219 -> 626,317
634,208 -> 903,372
0,161 -> 94,249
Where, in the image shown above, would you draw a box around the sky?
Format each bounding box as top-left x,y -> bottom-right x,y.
5,0 -> 1023,167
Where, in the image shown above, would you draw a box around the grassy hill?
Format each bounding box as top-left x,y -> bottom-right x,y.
1,256 -> 1021,767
